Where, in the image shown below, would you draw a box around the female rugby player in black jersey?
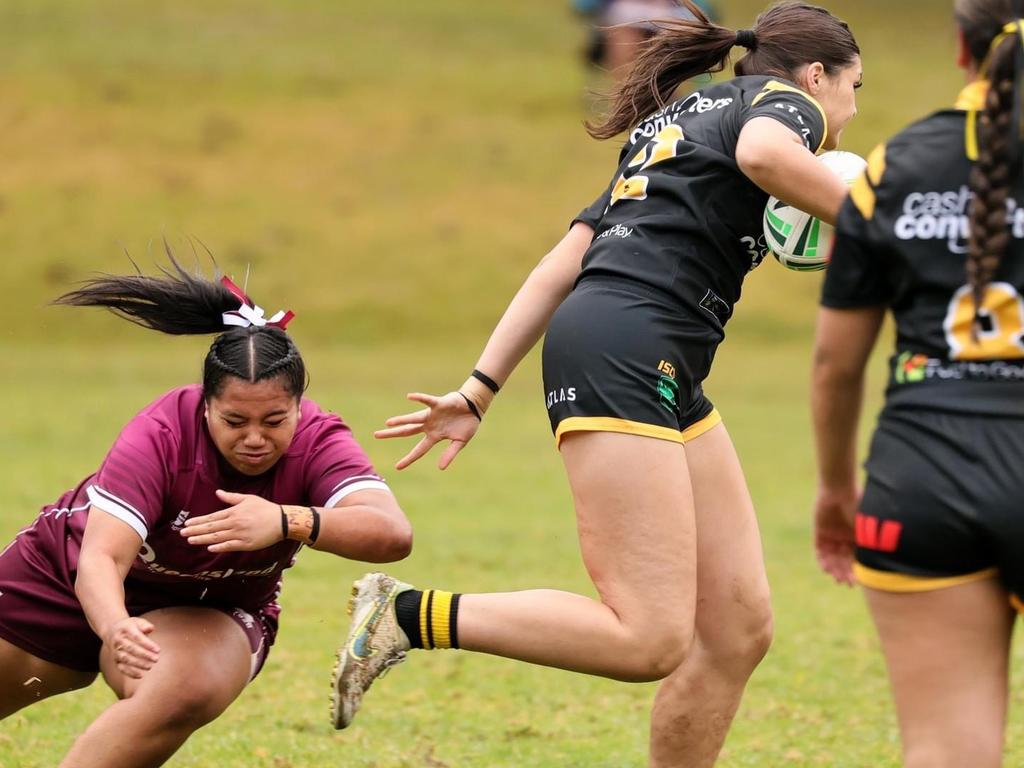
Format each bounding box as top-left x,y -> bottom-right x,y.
812,2 -> 1022,766
337,3 -> 862,766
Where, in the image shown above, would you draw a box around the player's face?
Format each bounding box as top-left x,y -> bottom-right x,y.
818,56 -> 862,150
205,377 -> 301,476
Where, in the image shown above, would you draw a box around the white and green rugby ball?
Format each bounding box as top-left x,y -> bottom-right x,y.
763,150 -> 867,271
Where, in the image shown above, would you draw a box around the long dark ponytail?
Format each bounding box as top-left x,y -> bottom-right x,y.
958,0 -> 1017,316
54,250 -> 306,400
587,1 -> 859,140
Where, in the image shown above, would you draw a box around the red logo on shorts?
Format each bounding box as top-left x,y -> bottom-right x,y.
854,513 -> 902,553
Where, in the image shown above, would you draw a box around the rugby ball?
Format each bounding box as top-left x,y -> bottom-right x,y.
762,150 -> 867,271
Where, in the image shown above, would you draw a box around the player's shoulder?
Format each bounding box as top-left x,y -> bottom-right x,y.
122,385 -> 198,444
732,75 -> 818,108
888,109 -> 964,156
291,397 -> 354,449
867,109 -> 967,192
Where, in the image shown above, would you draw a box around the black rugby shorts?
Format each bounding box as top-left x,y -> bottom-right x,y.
541,279 -> 721,447
855,408 -> 1024,607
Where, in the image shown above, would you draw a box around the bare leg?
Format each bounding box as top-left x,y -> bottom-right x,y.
649,424 -> 773,768
865,579 -> 1014,768
0,636 -> 96,719
455,430 -> 698,682
59,607 -> 252,768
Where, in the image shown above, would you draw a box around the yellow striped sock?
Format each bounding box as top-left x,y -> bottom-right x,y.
429,590 -> 455,649
418,589 -> 433,649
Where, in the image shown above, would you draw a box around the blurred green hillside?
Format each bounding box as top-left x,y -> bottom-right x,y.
0,0 -> 960,346
1,2 -> 1005,767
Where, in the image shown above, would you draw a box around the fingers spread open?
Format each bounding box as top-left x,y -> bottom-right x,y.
437,440 -> 466,470
374,423 -> 426,440
383,408 -> 431,427
406,392 -> 440,408
395,435 -> 437,470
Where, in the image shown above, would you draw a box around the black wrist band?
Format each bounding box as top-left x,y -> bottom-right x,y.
458,391 -> 482,420
308,507 -> 321,545
471,369 -> 500,394
279,505 -> 289,542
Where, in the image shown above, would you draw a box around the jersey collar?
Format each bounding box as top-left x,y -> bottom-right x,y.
957,80 -> 989,161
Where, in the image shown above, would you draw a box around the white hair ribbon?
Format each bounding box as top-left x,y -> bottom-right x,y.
220,276 -> 295,330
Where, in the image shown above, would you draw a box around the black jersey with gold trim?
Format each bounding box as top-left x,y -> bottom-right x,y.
573,75 -> 827,336
823,81 -> 1024,416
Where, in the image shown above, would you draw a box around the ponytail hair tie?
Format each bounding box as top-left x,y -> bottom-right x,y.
220,275 -> 295,330
735,29 -> 757,50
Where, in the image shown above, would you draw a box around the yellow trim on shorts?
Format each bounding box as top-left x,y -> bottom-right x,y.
554,409 -> 721,448
680,409 -> 722,442
854,563 -> 999,593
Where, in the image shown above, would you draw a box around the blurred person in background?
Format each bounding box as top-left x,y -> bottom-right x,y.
0,261 -> 411,767
575,0 -> 720,81
333,3 -> 862,767
811,2 -> 1024,766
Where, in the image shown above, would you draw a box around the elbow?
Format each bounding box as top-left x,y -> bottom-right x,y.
73,552 -> 95,600
391,524 -> 413,562
812,348 -> 862,389
735,143 -> 775,189
376,519 -> 413,563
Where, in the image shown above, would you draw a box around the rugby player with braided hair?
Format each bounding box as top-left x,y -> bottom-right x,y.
812,2 -> 1024,765
0,257 -> 411,767
332,3 -> 863,766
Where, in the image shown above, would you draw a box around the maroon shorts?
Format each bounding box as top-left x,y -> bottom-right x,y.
0,539 -> 277,679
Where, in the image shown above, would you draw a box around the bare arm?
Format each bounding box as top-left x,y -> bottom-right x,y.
459,221 -> 594,409
76,508 -> 161,677
375,221 -> 593,469
809,305 -> 886,584
290,490 -> 411,563
736,117 -> 849,225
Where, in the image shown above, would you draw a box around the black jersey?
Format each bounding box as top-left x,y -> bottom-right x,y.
574,75 -> 828,337
822,81 -> 1024,417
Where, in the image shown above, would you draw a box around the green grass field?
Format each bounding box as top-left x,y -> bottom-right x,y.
2,1 -> 1020,765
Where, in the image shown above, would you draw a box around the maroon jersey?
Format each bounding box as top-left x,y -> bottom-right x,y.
12,386 -> 389,613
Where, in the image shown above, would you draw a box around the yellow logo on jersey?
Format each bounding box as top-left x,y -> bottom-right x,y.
609,125 -> 685,207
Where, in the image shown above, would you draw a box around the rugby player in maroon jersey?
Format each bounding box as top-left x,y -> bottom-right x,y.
0,261 -> 411,767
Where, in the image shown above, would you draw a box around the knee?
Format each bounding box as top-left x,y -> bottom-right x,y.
620,624 -> 694,683
702,595 -> 774,677
141,680 -> 231,732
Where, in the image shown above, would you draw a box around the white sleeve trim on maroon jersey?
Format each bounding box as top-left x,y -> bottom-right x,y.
324,476 -> 390,509
86,485 -> 149,541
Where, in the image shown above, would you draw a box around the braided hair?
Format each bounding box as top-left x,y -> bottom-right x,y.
959,0 -> 1017,322
54,251 -> 306,400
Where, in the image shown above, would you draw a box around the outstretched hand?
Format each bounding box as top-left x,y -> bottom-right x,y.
813,487 -> 859,586
180,490 -> 283,552
375,391 -> 482,470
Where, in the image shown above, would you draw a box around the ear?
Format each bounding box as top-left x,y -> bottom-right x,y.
802,62 -> 826,95
956,26 -> 971,70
